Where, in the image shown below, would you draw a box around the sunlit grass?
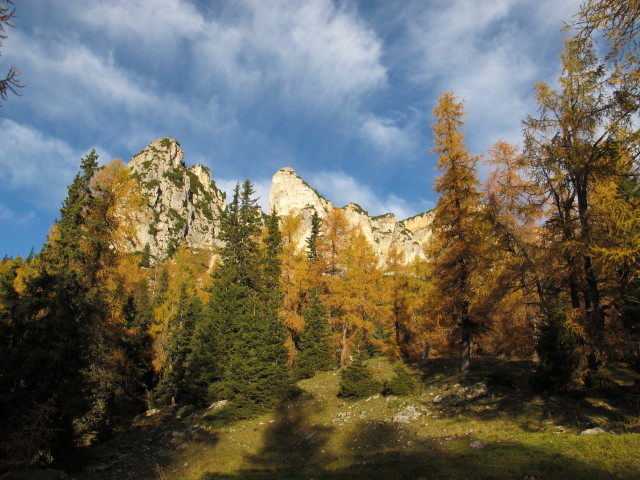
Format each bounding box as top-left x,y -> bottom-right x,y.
74,357 -> 640,480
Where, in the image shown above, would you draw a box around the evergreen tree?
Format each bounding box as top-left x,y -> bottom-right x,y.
156,287 -> 201,405
223,198 -> 289,418
306,210 -> 322,261
263,210 -> 283,309
533,296 -> 581,392
338,349 -> 382,399
384,362 -> 418,396
139,243 -> 151,268
296,288 -> 334,379
1,153 -> 150,469
188,181 -> 290,416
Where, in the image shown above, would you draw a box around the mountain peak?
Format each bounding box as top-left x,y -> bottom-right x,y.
130,137 -> 184,172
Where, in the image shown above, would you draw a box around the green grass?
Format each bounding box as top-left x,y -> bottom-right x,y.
73,357 -> 640,480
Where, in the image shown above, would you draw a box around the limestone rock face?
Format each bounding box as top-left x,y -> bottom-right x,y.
268,167 -> 433,267
128,138 -> 226,261
269,167 -> 333,251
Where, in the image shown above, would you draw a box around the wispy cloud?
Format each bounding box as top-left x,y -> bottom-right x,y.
0,120 -> 112,209
396,0 -> 582,150
65,0 -> 386,115
358,114 -> 414,156
0,203 -> 14,222
309,170 -> 432,220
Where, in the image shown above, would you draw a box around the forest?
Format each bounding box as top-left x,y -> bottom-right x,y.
0,0 -> 639,477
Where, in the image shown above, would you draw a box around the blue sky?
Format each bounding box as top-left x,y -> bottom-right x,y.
1,0 -> 582,257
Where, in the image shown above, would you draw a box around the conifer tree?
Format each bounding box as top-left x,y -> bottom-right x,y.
156,284 -> 196,405
0,151 -> 102,467
306,210 -> 322,261
523,37 -> 638,376
428,92 -> 486,372
222,193 -> 289,418
189,181 -> 290,416
279,213 -> 310,364
296,288 -> 334,379
338,341 -> 382,398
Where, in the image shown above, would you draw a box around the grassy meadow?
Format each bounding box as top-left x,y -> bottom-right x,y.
63,357 -> 640,480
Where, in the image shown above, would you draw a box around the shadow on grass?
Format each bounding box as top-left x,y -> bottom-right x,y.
412,357 -> 640,433
198,361 -> 640,479
200,416 -> 637,480
245,389 -> 334,471
73,408 -> 220,479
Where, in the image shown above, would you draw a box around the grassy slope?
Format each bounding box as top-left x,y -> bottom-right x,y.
74,357 -> 640,480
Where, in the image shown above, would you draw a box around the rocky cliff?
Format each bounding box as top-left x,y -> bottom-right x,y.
126,140 -> 432,267
128,138 -> 226,261
269,167 -> 433,267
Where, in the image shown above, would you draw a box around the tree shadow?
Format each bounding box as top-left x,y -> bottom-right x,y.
74,407 -> 219,479
412,357 -> 640,433
246,389 -> 334,470
200,412 -> 639,479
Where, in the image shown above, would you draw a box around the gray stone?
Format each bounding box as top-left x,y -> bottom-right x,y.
469,440 -> 487,449
393,405 -> 422,424
580,427 -> 608,436
207,399 -> 228,410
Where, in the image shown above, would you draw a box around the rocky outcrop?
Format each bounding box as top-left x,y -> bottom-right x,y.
128,138 -> 226,261
269,167 -> 433,267
125,142 -> 432,267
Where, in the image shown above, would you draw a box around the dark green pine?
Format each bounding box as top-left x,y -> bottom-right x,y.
296,288 -> 334,379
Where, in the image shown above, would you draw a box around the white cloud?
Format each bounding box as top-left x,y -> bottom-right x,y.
71,0 -> 206,49
63,0 -> 387,113
0,120 -> 112,209
0,203 -> 14,222
359,114 -> 412,154
309,170 -> 432,220
399,0 -> 583,151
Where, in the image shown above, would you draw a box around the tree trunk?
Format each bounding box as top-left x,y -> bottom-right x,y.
461,335 -> 471,373
340,320 -> 349,368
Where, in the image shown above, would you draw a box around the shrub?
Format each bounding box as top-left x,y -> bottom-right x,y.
338,357 -> 382,398
384,362 -> 417,396
532,299 -> 581,392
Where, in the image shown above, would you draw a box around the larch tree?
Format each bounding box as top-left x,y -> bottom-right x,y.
327,227 -> 389,366
277,213 -> 310,365
428,92 -> 486,373
481,141 -> 541,358
572,0 -> 640,96
523,37 -> 638,377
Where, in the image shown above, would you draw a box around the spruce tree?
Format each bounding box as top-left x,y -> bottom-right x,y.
189,182 -> 290,416
223,199 -> 289,418
297,288 -> 334,379
338,353 -> 382,399
156,285 -> 201,405
0,151 -> 103,468
306,210 -> 322,262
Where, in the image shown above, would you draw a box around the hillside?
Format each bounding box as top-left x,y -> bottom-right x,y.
61,357 -> 640,480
